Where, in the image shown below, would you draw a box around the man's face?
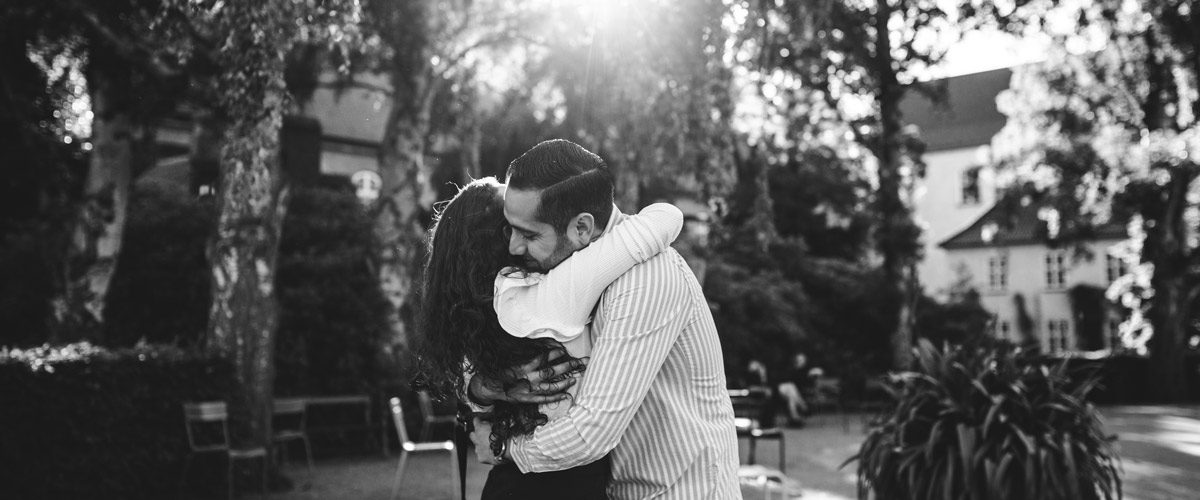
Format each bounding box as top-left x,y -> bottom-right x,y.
504,188 -> 578,272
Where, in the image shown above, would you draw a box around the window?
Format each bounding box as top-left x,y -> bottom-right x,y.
987,254 -> 1009,291
1045,251 -> 1068,289
961,166 -> 981,205
1106,253 -> 1128,283
1047,319 -> 1071,352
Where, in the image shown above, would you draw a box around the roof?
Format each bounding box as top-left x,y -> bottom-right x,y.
939,201 -> 1128,250
901,68 -> 1013,152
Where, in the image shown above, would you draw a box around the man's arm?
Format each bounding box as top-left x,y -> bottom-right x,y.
494,203 -> 683,340
506,257 -> 692,472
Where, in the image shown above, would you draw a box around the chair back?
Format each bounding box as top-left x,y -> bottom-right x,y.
729,389 -> 768,418
416,391 -> 436,422
389,397 -> 412,445
272,398 -> 307,432
183,401 -> 231,451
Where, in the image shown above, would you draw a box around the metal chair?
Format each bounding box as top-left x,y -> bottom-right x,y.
809,377 -> 849,432
729,389 -> 786,473
416,390 -> 457,441
179,401 -> 268,500
389,397 -> 457,500
271,398 -> 314,473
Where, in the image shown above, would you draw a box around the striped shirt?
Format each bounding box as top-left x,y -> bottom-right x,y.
493,203 -> 684,421
508,210 -> 742,500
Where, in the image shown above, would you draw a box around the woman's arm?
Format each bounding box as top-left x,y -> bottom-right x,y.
493,203 -> 684,341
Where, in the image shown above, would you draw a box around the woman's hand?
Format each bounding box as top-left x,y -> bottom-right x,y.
469,417 -> 506,465
467,349 -> 588,406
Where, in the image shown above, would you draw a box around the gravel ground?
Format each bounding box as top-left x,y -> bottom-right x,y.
257,407 -> 1200,500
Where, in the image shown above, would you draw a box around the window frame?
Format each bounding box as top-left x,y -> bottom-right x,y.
1045,250 -> 1068,290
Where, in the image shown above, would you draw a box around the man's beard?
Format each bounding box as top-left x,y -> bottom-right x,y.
530,232 -> 577,273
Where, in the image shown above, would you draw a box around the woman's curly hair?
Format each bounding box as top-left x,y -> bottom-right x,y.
414,177 -> 570,456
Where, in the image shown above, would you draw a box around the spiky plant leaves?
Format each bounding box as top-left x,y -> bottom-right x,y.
845,339 -> 1122,500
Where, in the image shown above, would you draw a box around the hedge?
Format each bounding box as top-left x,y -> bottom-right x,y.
0,343 -> 232,500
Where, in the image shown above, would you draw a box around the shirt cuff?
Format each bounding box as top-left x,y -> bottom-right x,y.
508,434 -> 536,473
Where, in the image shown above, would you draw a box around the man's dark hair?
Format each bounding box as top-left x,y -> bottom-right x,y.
506,139 -> 615,233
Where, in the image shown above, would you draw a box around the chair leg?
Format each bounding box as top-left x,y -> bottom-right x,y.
778,435 -> 786,473
227,456 -> 235,500
449,449 -> 459,500
178,454 -> 193,500
389,452 -> 409,500
260,455 -> 269,499
748,436 -> 758,465
420,423 -> 431,442
302,437 -> 314,475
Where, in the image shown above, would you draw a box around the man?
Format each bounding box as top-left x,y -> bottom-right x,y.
467,139 -> 741,499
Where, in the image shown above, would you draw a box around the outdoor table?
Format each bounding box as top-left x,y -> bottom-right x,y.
300,394 -> 385,455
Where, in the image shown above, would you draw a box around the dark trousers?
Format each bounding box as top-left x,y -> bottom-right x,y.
480,455 -> 610,500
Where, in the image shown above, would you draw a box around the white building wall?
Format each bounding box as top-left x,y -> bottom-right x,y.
947,240 -> 1125,352
301,73 -> 390,143
913,146 -> 996,297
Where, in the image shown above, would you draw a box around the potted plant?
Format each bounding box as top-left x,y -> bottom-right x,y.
846,339 -> 1122,500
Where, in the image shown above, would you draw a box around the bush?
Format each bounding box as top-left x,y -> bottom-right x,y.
848,339 -> 1121,500
0,342 -> 232,500
275,184 -> 392,396
105,182 -> 394,396
914,289 -> 996,349
103,185 -> 214,347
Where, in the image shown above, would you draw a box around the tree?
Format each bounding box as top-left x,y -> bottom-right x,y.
349,0 -> 537,351
535,0 -> 738,212
0,1 -> 184,344
963,0 -> 1200,401
0,2 -> 88,346
737,0 -> 958,369
165,0 -> 364,452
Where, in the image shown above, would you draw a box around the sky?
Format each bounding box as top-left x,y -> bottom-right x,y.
931,28 -> 1051,79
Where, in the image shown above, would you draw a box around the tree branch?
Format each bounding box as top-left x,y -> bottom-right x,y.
434,31 -> 521,80
74,7 -> 180,79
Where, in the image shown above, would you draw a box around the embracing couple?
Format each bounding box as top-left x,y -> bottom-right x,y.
415,139 -> 742,499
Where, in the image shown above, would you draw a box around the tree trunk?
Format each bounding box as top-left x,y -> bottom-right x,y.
205,92 -> 288,450
48,80 -> 132,344
463,111 -> 483,181
872,1 -> 918,371
1140,25 -> 1192,403
375,62 -> 436,352
1145,171 -> 1194,402
611,152 -> 642,213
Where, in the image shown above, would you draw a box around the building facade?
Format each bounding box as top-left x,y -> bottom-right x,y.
905,68 -> 1129,354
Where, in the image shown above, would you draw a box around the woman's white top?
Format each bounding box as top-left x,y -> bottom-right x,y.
490,202 -> 683,418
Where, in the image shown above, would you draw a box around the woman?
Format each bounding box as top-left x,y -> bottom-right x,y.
415,177 -> 682,499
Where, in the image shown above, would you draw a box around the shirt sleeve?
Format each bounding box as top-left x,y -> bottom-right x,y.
507,255 -> 692,472
493,203 -> 683,343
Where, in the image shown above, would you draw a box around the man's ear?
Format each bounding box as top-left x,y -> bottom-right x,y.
567,212 -> 597,246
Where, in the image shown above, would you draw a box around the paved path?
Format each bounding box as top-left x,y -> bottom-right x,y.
1101,405 -> 1200,500
264,407 -> 1200,500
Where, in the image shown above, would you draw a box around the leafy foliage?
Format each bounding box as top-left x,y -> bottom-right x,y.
103,184 -> 214,347
0,342 -> 232,500
914,290 -> 995,349
962,0 -> 1200,400
848,339 -> 1122,500
275,184 -> 392,396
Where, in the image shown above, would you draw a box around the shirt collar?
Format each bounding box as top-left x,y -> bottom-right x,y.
600,203 -> 624,236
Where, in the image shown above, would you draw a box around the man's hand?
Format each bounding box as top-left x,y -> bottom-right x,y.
469,417 -> 505,465
467,348 -> 588,406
